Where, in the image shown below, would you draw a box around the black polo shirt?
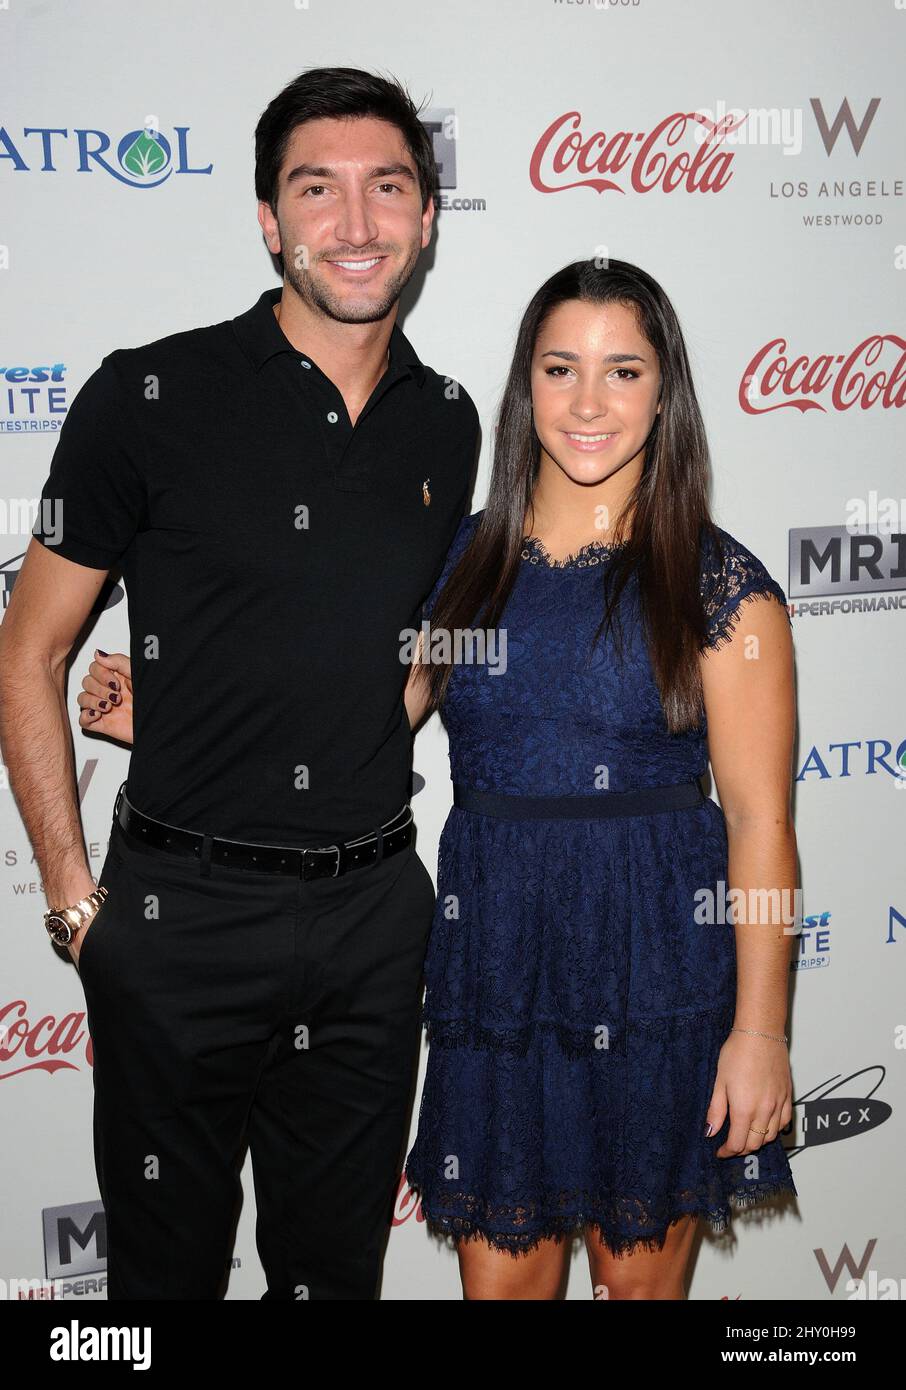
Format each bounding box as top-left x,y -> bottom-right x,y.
32,287 -> 478,844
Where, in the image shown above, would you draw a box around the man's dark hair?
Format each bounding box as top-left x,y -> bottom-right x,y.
254,66 -> 439,213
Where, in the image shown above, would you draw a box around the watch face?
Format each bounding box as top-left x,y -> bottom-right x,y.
47,914 -> 75,945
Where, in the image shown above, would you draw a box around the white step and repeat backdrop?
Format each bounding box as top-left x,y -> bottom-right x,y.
2,0 -> 904,1301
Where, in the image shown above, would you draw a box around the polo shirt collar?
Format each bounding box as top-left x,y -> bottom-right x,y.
232,286 -> 426,386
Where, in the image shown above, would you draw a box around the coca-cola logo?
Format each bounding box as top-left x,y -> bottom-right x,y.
392,1174 -> 425,1228
740,335 -> 906,413
529,110 -> 742,196
0,1000 -> 93,1077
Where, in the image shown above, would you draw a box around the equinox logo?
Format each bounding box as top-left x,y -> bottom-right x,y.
786,1066 -> 891,1157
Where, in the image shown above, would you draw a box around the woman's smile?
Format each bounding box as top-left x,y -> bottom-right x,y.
561,429 -> 619,452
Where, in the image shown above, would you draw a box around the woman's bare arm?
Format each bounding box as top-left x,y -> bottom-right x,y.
700,594 -> 797,1156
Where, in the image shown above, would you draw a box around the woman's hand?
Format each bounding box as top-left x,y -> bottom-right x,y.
707,1029 -> 793,1156
77,649 -> 134,745
404,627 -> 433,731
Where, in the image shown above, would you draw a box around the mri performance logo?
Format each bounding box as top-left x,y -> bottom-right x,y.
0,117 -> 212,188
0,1201 -> 107,1300
788,524 -> 906,617
44,1200 -> 107,1299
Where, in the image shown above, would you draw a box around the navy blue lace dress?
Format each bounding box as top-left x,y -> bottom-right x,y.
405,509 -> 798,1256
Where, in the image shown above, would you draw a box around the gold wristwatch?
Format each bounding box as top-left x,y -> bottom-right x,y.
44,887 -> 108,946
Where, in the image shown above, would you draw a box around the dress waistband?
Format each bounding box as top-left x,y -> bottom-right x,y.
452,780 -> 706,820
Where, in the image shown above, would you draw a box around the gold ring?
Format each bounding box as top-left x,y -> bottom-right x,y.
749,1126 -> 769,1135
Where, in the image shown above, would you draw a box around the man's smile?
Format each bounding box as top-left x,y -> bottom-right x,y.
324,255 -> 388,276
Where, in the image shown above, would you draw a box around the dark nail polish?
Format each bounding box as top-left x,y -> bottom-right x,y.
97,649 -> 108,657
108,680 -> 119,691
110,693 -> 120,704
89,708 -> 96,716
99,700 -> 109,709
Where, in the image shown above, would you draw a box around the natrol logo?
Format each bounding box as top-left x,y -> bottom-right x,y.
0,119 -> 212,189
529,110 -> 742,196
740,335 -> 906,414
0,1000 -> 93,1078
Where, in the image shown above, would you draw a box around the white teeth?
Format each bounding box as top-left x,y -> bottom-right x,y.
331,258 -> 382,270
567,432 -> 615,441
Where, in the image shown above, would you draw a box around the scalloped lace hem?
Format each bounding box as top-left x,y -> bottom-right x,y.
407,1177 -> 799,1259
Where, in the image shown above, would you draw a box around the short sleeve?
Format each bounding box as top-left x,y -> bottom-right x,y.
700,526 -> 791,651
31,352 -> 147,569
420,510 -> 483,622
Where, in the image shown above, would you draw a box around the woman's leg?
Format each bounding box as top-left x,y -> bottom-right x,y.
458,1233 -> 572,1300
584,1215 -> 699,1300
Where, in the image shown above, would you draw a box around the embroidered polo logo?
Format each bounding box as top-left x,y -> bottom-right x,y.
422,478 -> 431,506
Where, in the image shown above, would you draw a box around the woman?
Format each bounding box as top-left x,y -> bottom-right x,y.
402,258 -> 798,1299
77,259 -> 798,1300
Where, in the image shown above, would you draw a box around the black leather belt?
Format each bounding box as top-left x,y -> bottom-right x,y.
452,780 -> 705,819
113,782 -> 414,879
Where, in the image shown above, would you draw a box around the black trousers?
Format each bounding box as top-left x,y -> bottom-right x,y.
78,805 -> 436,1300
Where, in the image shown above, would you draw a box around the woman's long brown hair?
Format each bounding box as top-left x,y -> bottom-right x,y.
422,259 -> 724,733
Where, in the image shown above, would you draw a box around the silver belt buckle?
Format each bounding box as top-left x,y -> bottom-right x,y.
301,844 -> 342,879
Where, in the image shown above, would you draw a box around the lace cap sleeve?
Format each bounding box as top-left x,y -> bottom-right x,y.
700,526 -> 791,652
420,510 -> 483,622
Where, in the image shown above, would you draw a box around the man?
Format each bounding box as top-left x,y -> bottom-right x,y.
0,66 -> 479,1299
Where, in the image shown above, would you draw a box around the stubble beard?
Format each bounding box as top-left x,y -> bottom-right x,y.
282,234 -> 422,325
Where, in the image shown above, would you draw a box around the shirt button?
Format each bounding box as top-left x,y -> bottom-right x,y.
326,410 -> 339,423
300,359 -> 311,369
